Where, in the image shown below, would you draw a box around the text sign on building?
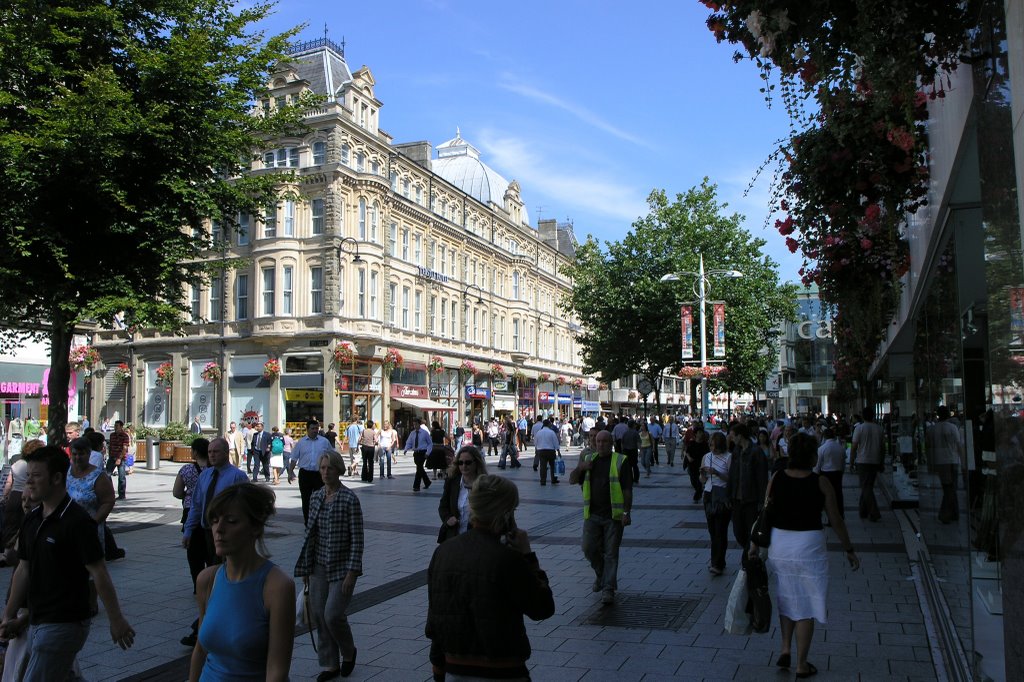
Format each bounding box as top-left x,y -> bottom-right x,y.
797,320 -> 833,339
465,385 -> 491,400
390,384 -> 428,399
417,266 -> 449,284
765,375 -> 780,393
0,382 -> 42,396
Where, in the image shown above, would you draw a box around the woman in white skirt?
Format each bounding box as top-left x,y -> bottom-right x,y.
749,432 -> 859,678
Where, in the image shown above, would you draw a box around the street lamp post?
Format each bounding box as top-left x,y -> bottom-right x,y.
660,254 -> 743,423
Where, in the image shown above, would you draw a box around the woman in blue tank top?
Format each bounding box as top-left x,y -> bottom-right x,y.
189,484 -> 295,681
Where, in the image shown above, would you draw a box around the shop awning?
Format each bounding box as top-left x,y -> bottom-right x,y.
393,397 -> 457,411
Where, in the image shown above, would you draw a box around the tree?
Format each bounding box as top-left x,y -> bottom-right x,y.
562,180 -> 796,413
0,1 -> 305,443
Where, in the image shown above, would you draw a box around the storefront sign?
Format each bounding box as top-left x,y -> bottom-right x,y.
583,400 -> 601,413
284,389 -> 324,401
0,382 -> 42,396
492,380 -> 509,391
539,391 -> 571,405
417,266 -> 449,284
797,320 -> 833,339
465,385 -> 490,400
558,393 -> 571,405
539,391 -> 552,404
308,339 -> 329,347
493,395 -> 516,411
573,397 -> 582,408
391,384 -> 428,399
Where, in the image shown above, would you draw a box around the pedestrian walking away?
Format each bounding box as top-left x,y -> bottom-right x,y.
287,420 -> 335,524
852,407 -> 884,521
533,418 -> 561,485
571,429 -> 633,604
404,418 -> 433,491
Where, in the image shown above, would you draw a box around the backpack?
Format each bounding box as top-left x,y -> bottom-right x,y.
270,434 -> 285,455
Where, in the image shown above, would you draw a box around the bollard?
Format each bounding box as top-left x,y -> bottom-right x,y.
146,436 -> 160,470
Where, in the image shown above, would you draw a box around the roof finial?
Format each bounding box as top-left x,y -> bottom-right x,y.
456,126 -> 461,140
324,23 -> 328,40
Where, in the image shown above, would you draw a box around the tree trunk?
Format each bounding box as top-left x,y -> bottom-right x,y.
47,321 -> 74,446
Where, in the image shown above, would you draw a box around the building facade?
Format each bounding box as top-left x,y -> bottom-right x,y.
90,38 -> 587,436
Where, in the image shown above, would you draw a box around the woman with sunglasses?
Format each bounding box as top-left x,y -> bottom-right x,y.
437,445 -> 487,543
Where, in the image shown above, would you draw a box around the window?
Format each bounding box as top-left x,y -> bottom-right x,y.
371,160 -> 380,175
509,238 -> 519,254
414,291 -> 422,331
210,276 -> 222,322
264,147 -> 298,168
236,274 -> 249,320
414,234 -> 422,265
261,267 -> 275,316
358,198 -> 367,240
357,269 -> 366,318
416,185 -> 423,204
390,171 -> 398,191
312,141 -> 326,165
210,220 -> 222,244
471,309 -> 478,344
341,144 -> 350,165
512,271 -> 520,300
369,202 -> 378,243
440,298 -> 447,338
513,319 -> 520,351
403,179 -> 410,197
439,247 -> 446,275
190,286 -> 201,322
238,214 -> 249,246
275,95 -> 286,110
311,267 -> 323,314
449,249 -> 456,276
355,152 -> 364,172
450,300 -> 457,338
491,312 -> 497,347
428,295 -> 436,333
311,198 -> 324,235
388,223 -> 398,257
369,272 -> 378,318
401,228 -> 409,260
263,206 -> 276,238
282,265 -> 293,315
388,282 -> 397,324
282,201 -> 295,237
401,286 -> 410,328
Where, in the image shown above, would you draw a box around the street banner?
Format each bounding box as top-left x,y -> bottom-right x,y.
681,305 -> 694,360
713,302 -> 726,359
1011,287 -> 1024,347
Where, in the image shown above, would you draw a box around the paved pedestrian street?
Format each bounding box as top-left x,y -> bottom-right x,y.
1,448 -> 940,681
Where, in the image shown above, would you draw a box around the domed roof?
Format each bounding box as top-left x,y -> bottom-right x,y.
433,130 -> 529,226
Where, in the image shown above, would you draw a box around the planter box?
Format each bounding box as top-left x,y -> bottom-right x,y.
172,444 -> 193,463
159,441 -> 176,460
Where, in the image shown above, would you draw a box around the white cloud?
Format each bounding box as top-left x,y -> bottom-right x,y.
498,78 -> 654,150
477,130 -> 649,227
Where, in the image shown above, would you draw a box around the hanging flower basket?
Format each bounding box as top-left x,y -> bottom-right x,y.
332,341 -> 355,370
628,390 -> 638,401
511,369 -> 527,384
200,362 -> 224,383
112,362 -> 130,384
156,361 -> 174,391
427,355 -> 445,375
538,372 -> 551,383
678,365 -> 728,379
381,347 -> 404,374
490,363 -> 507,380
458,360 -> 477,380
263,358 -> 281,380
555,375 -> 567,386
69,346 -> 101,372
571,378 -> 584,390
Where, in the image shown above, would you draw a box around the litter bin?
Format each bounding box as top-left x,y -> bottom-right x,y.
146,437 -> 160,470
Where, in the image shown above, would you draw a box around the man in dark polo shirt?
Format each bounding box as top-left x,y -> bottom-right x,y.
1,445 -> 135,679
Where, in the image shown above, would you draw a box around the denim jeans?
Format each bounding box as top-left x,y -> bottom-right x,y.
663,438 -> 677,465
24,620 -> 91,682
378,448 -> 393,478
640,446 -> 653,474
582,514 -> 624,592
106,458 -> 126,497
703,493 -> 732,571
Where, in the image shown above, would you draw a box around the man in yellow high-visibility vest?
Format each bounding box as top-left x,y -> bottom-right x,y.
570,429 -> 633,605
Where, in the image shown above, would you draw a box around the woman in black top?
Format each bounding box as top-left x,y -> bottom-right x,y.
684,427 -> 710,503
429,421 -> 449,479
749,432 -> 859,678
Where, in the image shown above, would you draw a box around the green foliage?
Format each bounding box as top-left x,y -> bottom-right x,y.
159,421 -> 191,442
0,0 -> 305,441
562,180 -> 796,405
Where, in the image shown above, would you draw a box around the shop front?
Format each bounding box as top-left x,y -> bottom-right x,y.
335,359 -> 383,427
517,382 -> 535,420
390,381 -> 456,433
228,355 -> 271,430
491,380 -> 516,419
538,391 -> 570,419
428,369 -> 461,431
464,380 -> 490,424
282,353 -> 326,432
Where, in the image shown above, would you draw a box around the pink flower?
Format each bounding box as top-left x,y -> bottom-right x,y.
775,215 -> 795,235
861,238 -> 873,250
864,203 -> 881,221
785,237 -> 799,253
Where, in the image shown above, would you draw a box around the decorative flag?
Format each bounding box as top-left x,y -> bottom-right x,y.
681,305 -> 694,360
713,302 -> 726,359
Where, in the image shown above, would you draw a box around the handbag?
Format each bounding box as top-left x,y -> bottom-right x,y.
750,473 -> 776,548
724,569 -> 753,635
746,556 -> 772,633
296,584 -> 317,651
554,455 -> 566,476
708,485 -> 730,515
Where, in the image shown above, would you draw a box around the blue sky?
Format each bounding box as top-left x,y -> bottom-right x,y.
258,0 -> 801,281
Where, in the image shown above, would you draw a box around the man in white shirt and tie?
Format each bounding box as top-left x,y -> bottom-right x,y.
287,419 -> 336,523
403,418 -> 433,492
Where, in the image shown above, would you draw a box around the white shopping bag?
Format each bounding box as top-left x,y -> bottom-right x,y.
724,569 -> 753,635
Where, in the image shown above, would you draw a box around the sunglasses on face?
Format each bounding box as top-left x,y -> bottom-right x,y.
457,460 -> 475,466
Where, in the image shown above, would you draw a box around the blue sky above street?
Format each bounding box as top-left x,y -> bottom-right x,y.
258,0 -> 801,280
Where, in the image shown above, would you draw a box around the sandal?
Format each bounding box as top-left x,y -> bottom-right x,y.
776,653 -> 791,669
795,663 -> 818,678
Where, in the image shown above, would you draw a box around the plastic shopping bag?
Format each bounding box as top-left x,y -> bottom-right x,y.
724,569 -> 752,635
554,455 -> 566,476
